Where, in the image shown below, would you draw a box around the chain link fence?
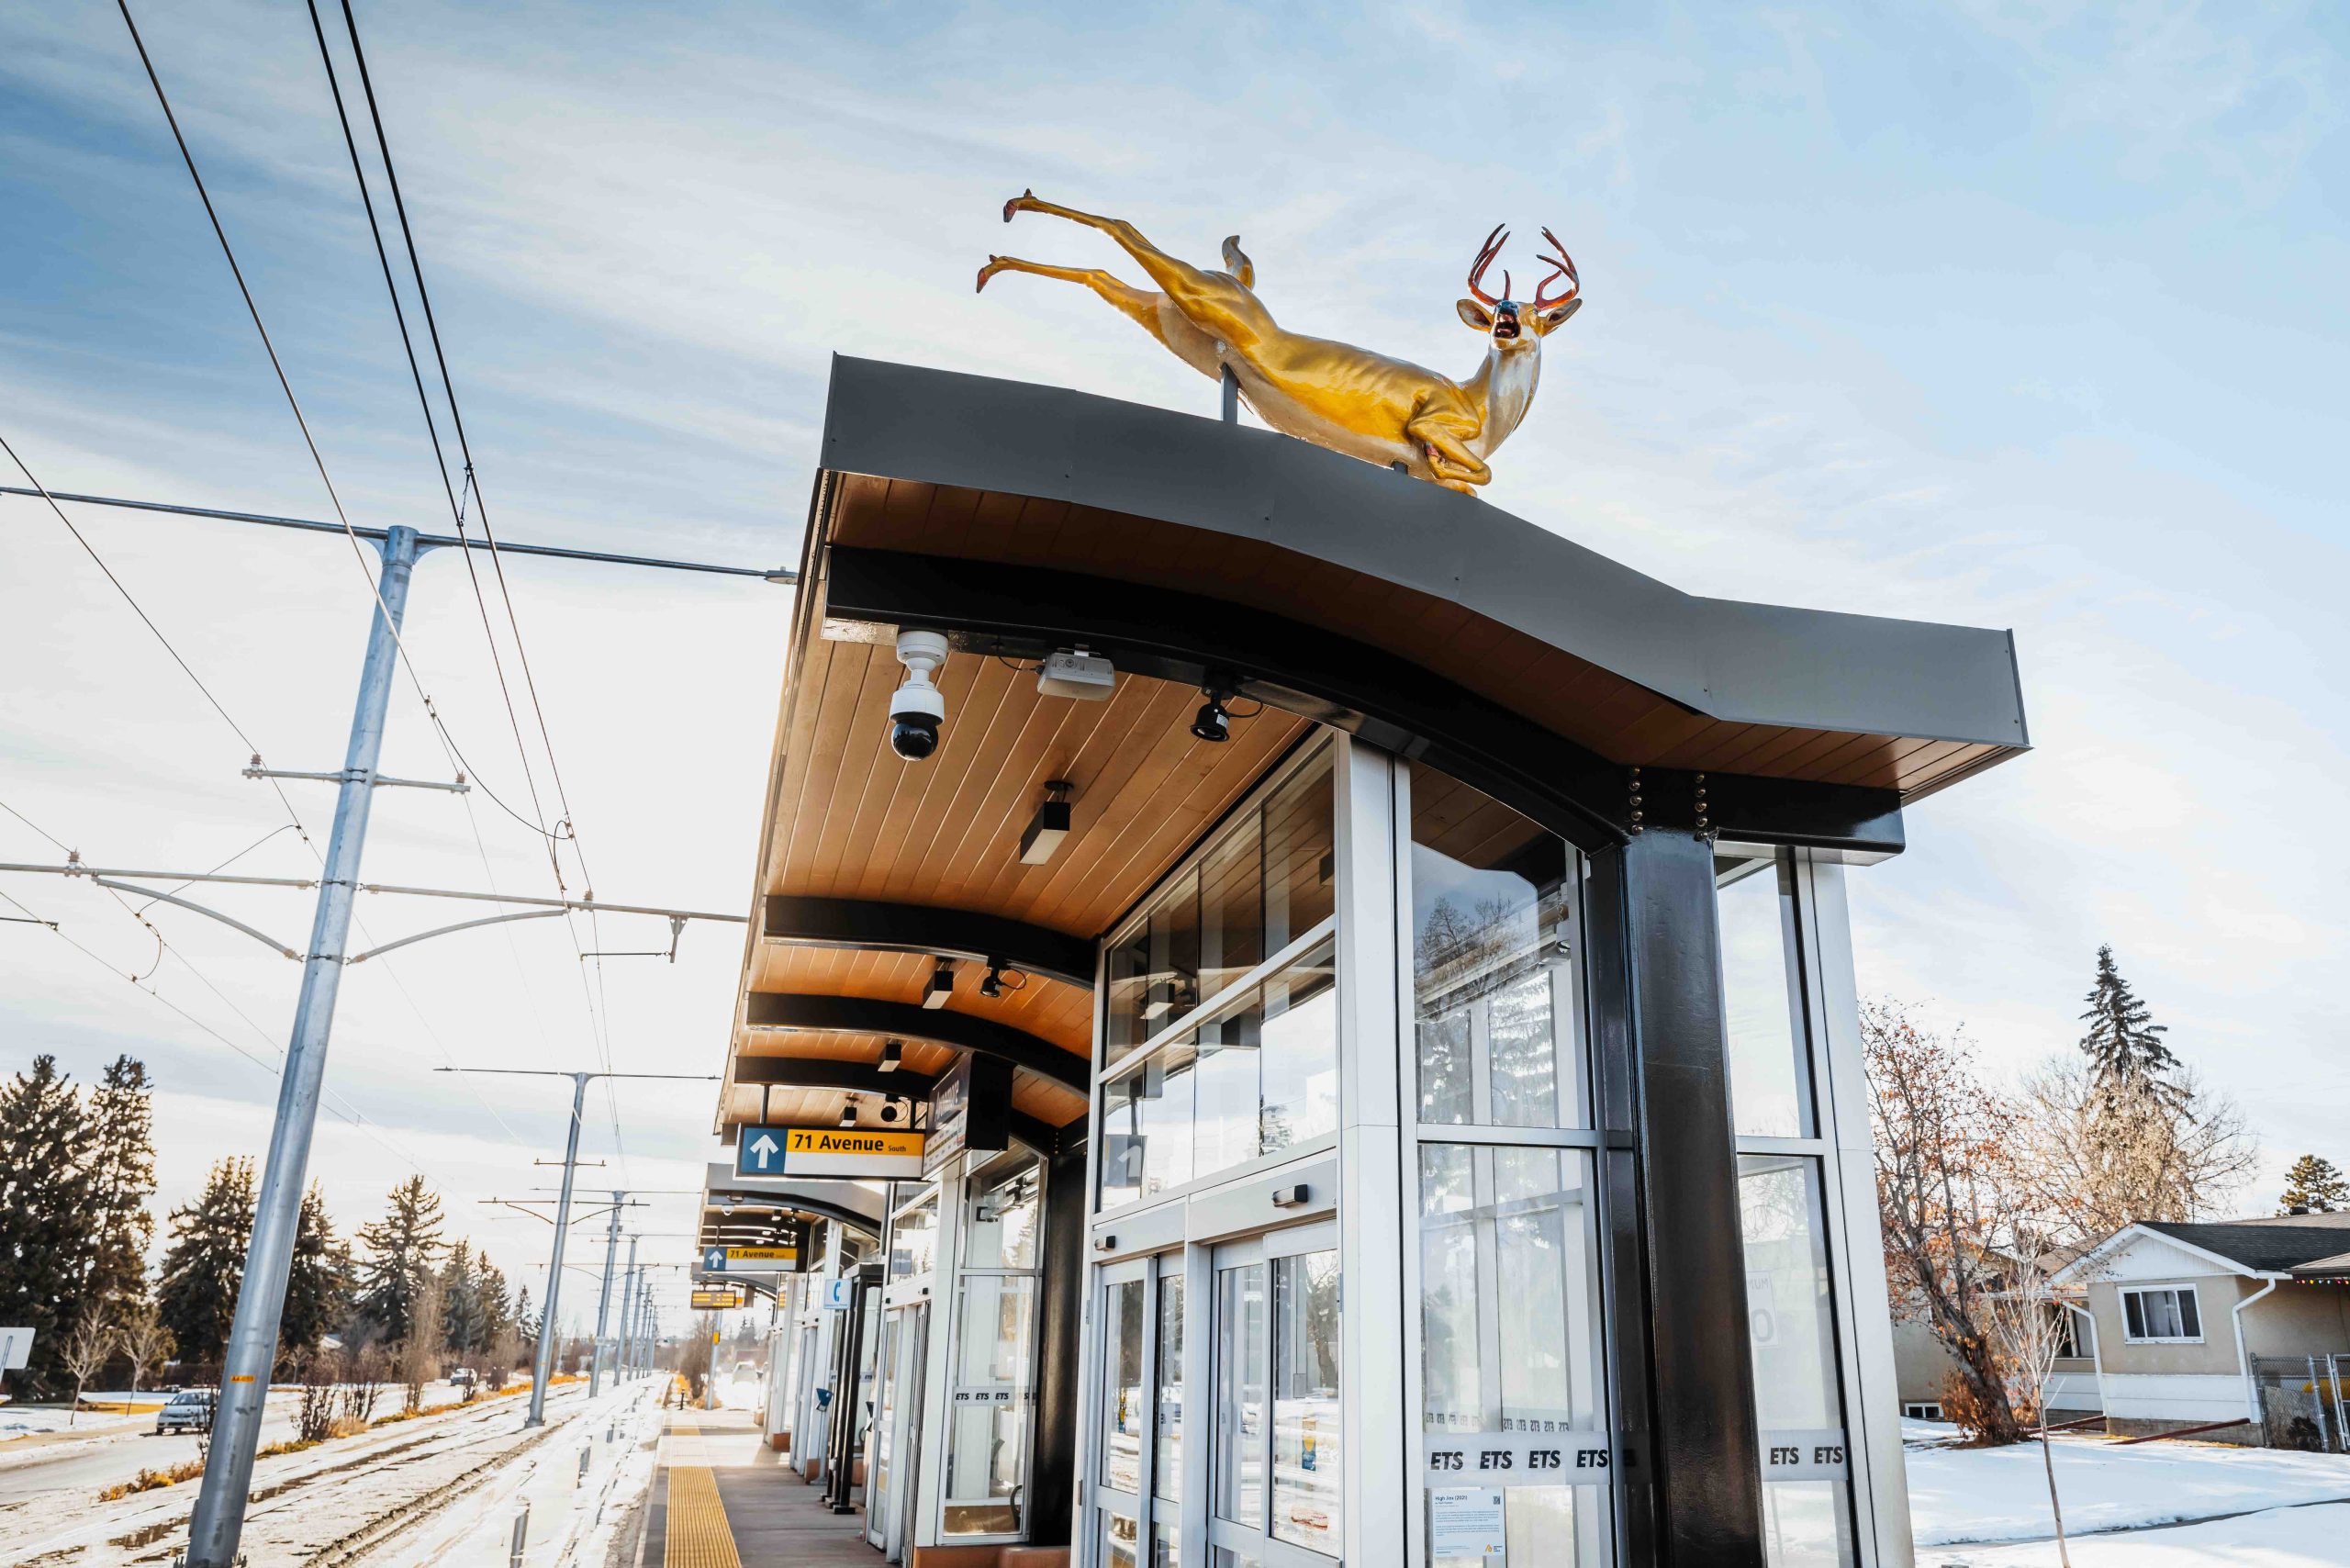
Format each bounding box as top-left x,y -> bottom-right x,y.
2250,1354 -> 2350,1450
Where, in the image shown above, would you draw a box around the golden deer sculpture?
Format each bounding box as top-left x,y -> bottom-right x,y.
977,192 -> 1580,493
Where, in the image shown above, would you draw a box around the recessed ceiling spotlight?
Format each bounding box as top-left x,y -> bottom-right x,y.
1019,780 -> 1074,865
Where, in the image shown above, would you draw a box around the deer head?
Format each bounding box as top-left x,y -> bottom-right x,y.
1456,224 -> 1581,351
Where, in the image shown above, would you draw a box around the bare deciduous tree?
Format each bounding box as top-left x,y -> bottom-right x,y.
59,1310 -> 118,1428
1985,1253 -> 2077,1567
398,1272 -> 446,1415
2020,1058 -> 2257,1241
116,1299 -> 173,1402
1864,1001 -> 2031,1444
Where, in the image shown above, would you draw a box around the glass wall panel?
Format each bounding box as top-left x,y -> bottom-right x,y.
1151,1521 -> 1181,1568
1104,745 -> 1334,1070
943,1401 -> 1030,1535
889,1191 -> 936,1280
1740,1155 -> 1856,1567
1264,748 -> 1336,953
1200,817 -> 1265,997
1259,951 -> 1337,1157
944,1154 -> 1043,1538
1101,1076 -> 1145,1211
1410,767 -> 1583,1130
1718,862 -> 1811,1138
1192,1001 -> 1260,1181
1104,1278 -> 1146,1493
1215,1263 -> 1268,1527
1141,1045 -> 1197,1199
1104,1511 -> 1139,1568
1270,1249 -> 1342,1554
1156,1275 -> 1186,1502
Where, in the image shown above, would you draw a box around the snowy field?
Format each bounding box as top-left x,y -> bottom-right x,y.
1905,1419 -> 2350,1567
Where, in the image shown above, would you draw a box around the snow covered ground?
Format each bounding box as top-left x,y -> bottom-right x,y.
1905,1418 -> 2350,1567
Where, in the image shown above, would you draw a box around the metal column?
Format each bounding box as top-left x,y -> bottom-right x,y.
589,1195 -> 622,1396
185,526 -> 424,1568
526,1072 -> 591,1426
616,1236 -> 640,1380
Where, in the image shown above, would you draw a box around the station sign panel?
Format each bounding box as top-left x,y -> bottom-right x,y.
735,1124 -> 926,1180
690,1284 -> 747,1310
922,1055 -> 1013,1177
700,1245 -> 798,1275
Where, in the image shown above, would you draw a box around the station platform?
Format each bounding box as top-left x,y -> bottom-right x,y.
641,1409 -> 870,1568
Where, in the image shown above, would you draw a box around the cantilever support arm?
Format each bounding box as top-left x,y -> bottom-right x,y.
90,877 -> 299,959
346,906 -> 568,965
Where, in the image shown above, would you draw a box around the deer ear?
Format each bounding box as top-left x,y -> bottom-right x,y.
1534,297 -> 1583,335
1457,298 -> 1493,331
1221,235 -> 1255,290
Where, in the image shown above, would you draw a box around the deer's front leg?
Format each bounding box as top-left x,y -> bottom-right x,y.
1405,409 -> 1492,490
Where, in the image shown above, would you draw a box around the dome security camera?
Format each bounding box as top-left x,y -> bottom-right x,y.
890,629 -> 949,761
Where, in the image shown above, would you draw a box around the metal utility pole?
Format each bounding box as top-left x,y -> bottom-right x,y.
589,1195 -> 624,1397
615,1236 -> 641,1380
439,1069 -> 710,1424
185,527 -> 421,1568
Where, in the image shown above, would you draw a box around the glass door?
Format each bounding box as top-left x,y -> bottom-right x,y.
1094,1252 -> 1192,1568
868,1303 -> 929,1560
1211,1224 -> 1339,1568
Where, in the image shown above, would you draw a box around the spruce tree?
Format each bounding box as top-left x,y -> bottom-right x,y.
2078,945 -> 2184,1110
158,1157 -> 257,1366
0,1056 -> 103,1394
2279,1155 -> 2350,1215
355,1176 -> 445,1342
84,1056 -> 158,1317
440,1243 -> 487,1354
279,1183 -> 350,1358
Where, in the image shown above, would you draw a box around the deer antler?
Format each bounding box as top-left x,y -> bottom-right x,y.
1533,227 -> 1580,311
1466,223 -> 1509,308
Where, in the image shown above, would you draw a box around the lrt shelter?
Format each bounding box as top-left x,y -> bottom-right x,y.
692,357 -> 2028,1568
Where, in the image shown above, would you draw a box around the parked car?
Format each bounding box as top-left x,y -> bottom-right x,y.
156,1388 -> 215,1435
449,1367 -> 476,1387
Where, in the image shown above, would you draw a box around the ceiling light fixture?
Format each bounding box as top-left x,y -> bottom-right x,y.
839,1098 -> 860,1128
1191,688 -> 1232,744
979,960 -> 1028,1001
878,1039 -> 903,1073
1018,779 -> 1075,865
922,961 -> 954,1010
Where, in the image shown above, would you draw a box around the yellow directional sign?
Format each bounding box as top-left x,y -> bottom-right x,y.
737,1124 -> 926,1179
691,1285 -> 746,1309
701,1245 -> 798,1273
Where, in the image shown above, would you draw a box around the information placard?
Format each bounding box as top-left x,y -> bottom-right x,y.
1427,1488 -> 1507,1557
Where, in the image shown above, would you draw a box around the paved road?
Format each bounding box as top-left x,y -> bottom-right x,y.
0,1381 -> 472,1504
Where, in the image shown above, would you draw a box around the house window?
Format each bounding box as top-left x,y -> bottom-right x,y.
2121,1285 -> 2203,1343
1902,1402 -> 1942,1421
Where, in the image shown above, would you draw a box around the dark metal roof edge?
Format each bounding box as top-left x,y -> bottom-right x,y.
818,355 -> 2027,751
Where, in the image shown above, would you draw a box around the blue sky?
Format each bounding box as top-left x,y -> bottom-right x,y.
1,2 -> 2344,1306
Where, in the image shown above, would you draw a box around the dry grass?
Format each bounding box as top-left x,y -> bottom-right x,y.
255,1437 -> 320,1459
97,1458 -> 206,1499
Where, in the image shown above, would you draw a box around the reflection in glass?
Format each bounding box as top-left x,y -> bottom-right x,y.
943,1403 -> 1029,1534
1101,1076 -> 1145,1211
1271,1250 -> 1343,1554
889,1193 -> 936,1279
953,1275 -> 1035,1386
1215,1264 -> 1267,1527
1104,1279 -> 1145,1493
1718,863 -> 1809,1138
1105,1511 -> 1139,1568
1264,749 -> 1336,953
1193,1003 -> 1260,1180
1201,817 -> 1265,997
1740,1155 -> 1856,1567
1260,956 -> 1337,1157
1157,1275 -> 1186,1502
967,1160 -> 1040,1270
1142,1045 -> 1197,1198
1151,1521 -> 1181,1568
1418,1146 -> 1599,1436
1410,766 -> 1581,1129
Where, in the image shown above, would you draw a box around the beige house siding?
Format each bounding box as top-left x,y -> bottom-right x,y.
2242,1282 -> 2350,1357
1892,1316 -> 1960,1406
2081,1273 -> 2250,1377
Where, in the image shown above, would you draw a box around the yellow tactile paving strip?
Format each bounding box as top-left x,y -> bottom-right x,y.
663,1420 -> 744,1568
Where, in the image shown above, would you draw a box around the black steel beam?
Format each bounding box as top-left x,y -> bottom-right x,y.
731,1056 -> 940,1101
701,1189 -> 880,1238
1586,828 -> 1765,1564
823,547 -> 1906,857
763,894 -> 1095,991
1026,1143 -> 1088,1544
744,991 -> 1089,1092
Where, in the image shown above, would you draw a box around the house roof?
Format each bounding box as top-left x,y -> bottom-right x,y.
2138,1221 -> 2350,1274
2292,1249 -> 2350,1282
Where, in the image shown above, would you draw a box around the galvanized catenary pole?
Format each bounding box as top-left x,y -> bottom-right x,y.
530,1073 -> 592,1425
589,1194 -> 624,1396
185,526 -> 425,1567
616,1236 -> 641,1380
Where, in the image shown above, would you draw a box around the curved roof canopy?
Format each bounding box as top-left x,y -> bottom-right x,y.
716,357 -> 2030,1140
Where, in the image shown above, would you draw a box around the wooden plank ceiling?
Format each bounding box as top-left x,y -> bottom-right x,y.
733,619 -> 1307,1132
829,475 -> 2017,800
